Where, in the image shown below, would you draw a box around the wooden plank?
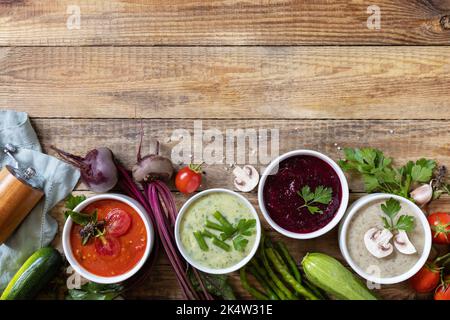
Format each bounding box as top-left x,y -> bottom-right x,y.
31,118 -> 450,193
0,0 -> 449,45
2,47 -> 450,119
49,191 -> 449,300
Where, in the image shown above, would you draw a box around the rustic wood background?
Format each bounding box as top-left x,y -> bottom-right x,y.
1,0 -> 449,300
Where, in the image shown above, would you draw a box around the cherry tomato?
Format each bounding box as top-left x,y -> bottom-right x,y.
105,208 -> 131,237
434,277 -> 450,300
95,235 -> 121,258
428,212 -> 450,245
410,264 -> 441,293
175,164 -> 203,194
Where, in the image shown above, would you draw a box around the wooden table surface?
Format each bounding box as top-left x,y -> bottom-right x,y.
1,0 -> 450,300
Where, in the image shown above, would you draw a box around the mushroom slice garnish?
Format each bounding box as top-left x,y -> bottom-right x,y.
394,230 -> 416,255
232,165 -> 259,192
364,227 -> 394,258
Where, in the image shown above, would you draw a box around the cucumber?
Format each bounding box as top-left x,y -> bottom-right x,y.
302,252 -> 378,300
1,247 -> 62,300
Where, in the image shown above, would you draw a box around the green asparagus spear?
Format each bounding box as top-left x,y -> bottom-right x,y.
276,241 -> 301,283
247,266 -> 278,300
266,248 -> 319,300
240,267 -> 269,300
260,245 -> 296,300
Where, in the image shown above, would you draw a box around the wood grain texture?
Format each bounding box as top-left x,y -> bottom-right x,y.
2,47 -> 450,119
30,118 -> 450,192
48,191 -> 449,300
0,0 -> 449,45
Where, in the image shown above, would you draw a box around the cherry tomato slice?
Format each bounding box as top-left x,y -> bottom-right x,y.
105,208 -> 131,237
94,235 -> 121,258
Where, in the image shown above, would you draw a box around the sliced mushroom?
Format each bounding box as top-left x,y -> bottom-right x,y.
394,230 -> 417,255
232,165 -> 259,192
364,227 -> 394,258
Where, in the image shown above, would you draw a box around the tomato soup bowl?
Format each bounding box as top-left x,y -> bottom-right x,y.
258,150 -> 349,240
62,194 -> 154,284
175,188 -> 261,275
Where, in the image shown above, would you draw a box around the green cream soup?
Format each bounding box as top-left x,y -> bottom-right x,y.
180,192 -> 257,270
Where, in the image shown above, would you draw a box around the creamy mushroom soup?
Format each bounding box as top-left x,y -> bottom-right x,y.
346,199 -> 425,279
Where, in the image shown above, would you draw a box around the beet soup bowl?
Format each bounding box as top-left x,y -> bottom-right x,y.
258,150 -> 349,239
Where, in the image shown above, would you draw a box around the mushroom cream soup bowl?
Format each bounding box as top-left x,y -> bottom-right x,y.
63,193 -> 154,284
175,188 -> 261,274
258,150 -> 349,239
339,193 -> 431,285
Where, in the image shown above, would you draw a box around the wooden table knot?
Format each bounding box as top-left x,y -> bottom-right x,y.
440,15 -> 450,30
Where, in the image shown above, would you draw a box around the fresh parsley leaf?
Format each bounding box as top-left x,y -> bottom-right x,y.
233,235 -> 249,252
381,198 -> 401,219
411,164 -> 433,183
236,219 -> 256,236
297,185 -> 332,215
339,147 -> 436,201
395,215 -> 415,232
380,198 -> 415,233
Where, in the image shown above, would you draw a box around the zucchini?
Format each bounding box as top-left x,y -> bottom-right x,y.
1,247 -> 62,300
301,252 -> 377,300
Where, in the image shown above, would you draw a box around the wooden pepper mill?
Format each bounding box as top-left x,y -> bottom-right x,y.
0,165 -> 44,245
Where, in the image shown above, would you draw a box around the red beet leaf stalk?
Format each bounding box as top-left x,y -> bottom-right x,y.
116,135 -> 212,300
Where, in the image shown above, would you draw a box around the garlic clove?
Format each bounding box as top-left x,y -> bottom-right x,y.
410,183 -> 432,207
394,230 -> 417,255
364,227 -> 394,258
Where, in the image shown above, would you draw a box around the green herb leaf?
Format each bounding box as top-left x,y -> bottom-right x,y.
381,198 -> 401,220
233,235 -> 249,252
395,215 -> 415,232
188,269 -> 236,300
65,194 -> 86,210
380,198 -> 415,233
339,147 -> 436,201
236,219 -> 256,236
66,282 -> 123,300
67,210 -> 93,226
297,185 -> 332,215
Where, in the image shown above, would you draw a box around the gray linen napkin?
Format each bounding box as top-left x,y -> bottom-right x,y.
0,110 -> 80,290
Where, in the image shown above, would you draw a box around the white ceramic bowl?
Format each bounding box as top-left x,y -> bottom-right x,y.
339,193 -> 432,284
175,188 -> 261,274
62,193 -> 154,284
258,149 -> 349,239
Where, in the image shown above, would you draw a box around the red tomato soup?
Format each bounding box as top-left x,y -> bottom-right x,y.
70,199 -> 147,277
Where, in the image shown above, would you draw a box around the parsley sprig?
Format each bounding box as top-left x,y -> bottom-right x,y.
380,198 -> 415,232
194,211 -> 256,252
339,148 -> 436,200
297,185 -> 332,215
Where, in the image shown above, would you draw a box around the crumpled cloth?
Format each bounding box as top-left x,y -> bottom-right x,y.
0,110 -> 80,290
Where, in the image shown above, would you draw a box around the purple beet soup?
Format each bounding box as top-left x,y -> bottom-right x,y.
263,155 -> 342,233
